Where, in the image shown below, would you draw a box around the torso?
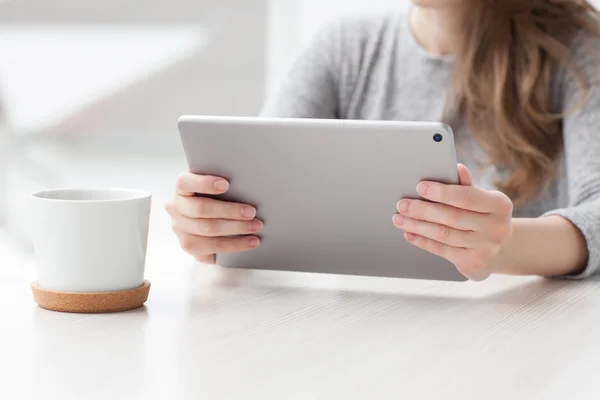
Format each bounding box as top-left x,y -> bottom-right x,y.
333,10 -> 568,218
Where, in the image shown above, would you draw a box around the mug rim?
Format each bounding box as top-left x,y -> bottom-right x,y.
30,187 -> 152,203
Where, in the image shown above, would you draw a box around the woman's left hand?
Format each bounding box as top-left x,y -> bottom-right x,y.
393,164 -> 514,281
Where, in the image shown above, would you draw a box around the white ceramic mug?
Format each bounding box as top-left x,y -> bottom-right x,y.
30,188 -> 152,293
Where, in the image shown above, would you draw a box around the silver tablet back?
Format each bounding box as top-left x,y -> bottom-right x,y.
178,116 -> 466,281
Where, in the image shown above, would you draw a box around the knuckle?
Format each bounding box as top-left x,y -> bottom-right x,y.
171,221 -> 181,234
433,240 -> 448,256
213,237 -> 230,252
464,189 -> 477,209
164,201 -> 175,215
437,225 -> 452,241
193,197 -> 208,217
447,206 -> 463,226
497,192 -> 514,215
175,173 -> 189,192
179,234 -> 196,252
201,220 -> 220,237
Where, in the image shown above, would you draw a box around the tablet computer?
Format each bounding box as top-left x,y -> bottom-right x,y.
178,115 -> 465,281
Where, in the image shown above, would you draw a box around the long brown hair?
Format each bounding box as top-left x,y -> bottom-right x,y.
450,0 -> 600,204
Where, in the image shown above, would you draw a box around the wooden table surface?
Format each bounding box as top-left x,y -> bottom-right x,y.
2,229 -> 600,400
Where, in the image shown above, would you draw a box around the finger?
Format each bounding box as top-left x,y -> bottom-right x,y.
175,231 -> 215,263
173,216 -> 263,237
177,233 -> 260,260
404,232 -> 468,264
393,214 -> 480,248
457,163 -> 473,186
397,198 -> 488,231
176,195 -> 256,220
175,172 -> 229,196
416,181 -> 505,213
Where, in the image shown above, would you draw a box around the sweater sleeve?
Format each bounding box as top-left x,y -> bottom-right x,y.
543,35 -> 600,279
259,21 -> 341,119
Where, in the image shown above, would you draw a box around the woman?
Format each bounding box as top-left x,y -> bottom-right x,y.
166,0 -> 600,281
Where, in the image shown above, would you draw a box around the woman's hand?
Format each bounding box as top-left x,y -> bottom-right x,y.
393,164 -> 514,281
165,172 -> 262,264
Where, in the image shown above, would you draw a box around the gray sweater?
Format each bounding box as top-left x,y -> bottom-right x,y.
261,9 -> 600,279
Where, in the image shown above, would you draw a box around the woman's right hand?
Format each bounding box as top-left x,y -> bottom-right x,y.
165,172 -> 262,264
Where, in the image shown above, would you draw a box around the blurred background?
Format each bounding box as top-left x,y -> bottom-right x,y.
0,0 -> 399,260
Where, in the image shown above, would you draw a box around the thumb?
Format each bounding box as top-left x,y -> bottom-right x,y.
457,163 -> 473,186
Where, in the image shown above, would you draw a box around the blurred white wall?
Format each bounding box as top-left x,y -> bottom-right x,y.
0,0 -> 267,155
266,0 -> 403,97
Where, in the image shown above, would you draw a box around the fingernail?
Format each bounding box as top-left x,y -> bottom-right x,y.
214,179 -> 229,192
249,219 -> 263,232
393,214 -> 405,226
241,206 -> 256,219
248,237 -> 260,248
397,200 -> 411,214
417,182 -> 429,196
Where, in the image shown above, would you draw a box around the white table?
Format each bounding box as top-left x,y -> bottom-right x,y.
2,226 -> 600,400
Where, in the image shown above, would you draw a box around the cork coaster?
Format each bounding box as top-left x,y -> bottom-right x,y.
31,280 -> 151,313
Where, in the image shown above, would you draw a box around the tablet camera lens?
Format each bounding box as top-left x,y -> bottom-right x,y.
433,134 -> 443,143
